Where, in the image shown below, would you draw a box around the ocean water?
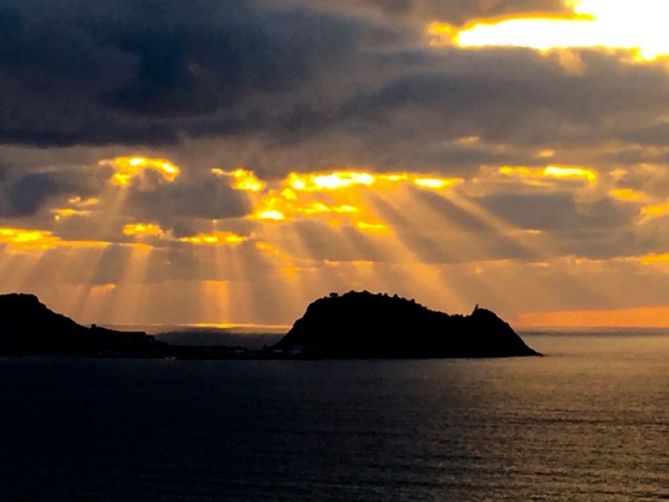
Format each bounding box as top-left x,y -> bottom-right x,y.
1,334 -> 668,501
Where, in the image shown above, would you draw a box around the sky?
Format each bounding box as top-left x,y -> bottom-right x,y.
2,0 -> 669,328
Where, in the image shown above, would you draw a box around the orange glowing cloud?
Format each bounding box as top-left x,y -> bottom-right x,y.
123,223 -> 166,238
52,208 -> 90,221
355,222 -> 390,234
412,177 -> 462,190
213,168 -> 463,228
100,156 -> 181,187
287,171 -> 376,192
121,223 -> 251,247
51,197 -> 100,221
254,209 -> 287,222
640,253 -> 669,266
609,188 -> 648,203
498,165 -> 598,184
212,168 -> 266,192
0,227 -> 107,250
283,171 -> 463,193
179,231 -> 249,246
641,202 -> 669,222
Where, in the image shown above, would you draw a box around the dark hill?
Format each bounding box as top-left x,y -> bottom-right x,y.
274,291 -> 540,358
0,293 -> 166,357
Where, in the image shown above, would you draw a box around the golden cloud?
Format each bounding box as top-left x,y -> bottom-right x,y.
179,231 -> 250,246
100,157 -> 181,187
498,165 -> 598,184
0,227 -> 107,250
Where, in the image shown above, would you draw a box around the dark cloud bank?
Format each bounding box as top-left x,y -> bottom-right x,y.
0,0 -> 667,165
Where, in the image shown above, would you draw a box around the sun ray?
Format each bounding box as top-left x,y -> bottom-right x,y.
100,244 -> 154,325
400,189 -> 537,312
0,159 -> 641,327
437,189 -> 622,312
0,248 -> 48,294
365,193 -> 469,310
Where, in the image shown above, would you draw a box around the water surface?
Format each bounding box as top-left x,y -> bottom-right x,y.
1,334 -> 668,500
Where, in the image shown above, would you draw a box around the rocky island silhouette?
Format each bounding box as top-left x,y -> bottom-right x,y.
0,291 -> 540,359
274,291 -> 540,358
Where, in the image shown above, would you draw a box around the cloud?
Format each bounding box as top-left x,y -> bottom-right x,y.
0,0 -> 668,183
49,167 -> 253,241
2,173 -> 59,217
302,0 -> 571,24
0,164 -> 107,218
181,47 -> 669,177
0,0 -> 402,147
124,173 -> 252,235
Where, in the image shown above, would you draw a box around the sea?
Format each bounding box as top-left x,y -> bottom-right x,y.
1,332 -> 668,501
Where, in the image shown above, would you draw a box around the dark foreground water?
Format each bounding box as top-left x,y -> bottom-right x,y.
2,334 -> 669,501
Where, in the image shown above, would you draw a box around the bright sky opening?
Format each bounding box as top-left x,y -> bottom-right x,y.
430,0 -> 669,61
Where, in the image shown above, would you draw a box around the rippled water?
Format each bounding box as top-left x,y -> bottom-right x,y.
2,334 -> 668,501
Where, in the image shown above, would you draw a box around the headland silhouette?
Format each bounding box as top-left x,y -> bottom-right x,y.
274,291 -> 540,358
0,291 -> 540,359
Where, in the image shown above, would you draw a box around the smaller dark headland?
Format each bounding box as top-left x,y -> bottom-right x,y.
0,293 -> 279,360
0,294 -> 166,358
0,291 -> 540,359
